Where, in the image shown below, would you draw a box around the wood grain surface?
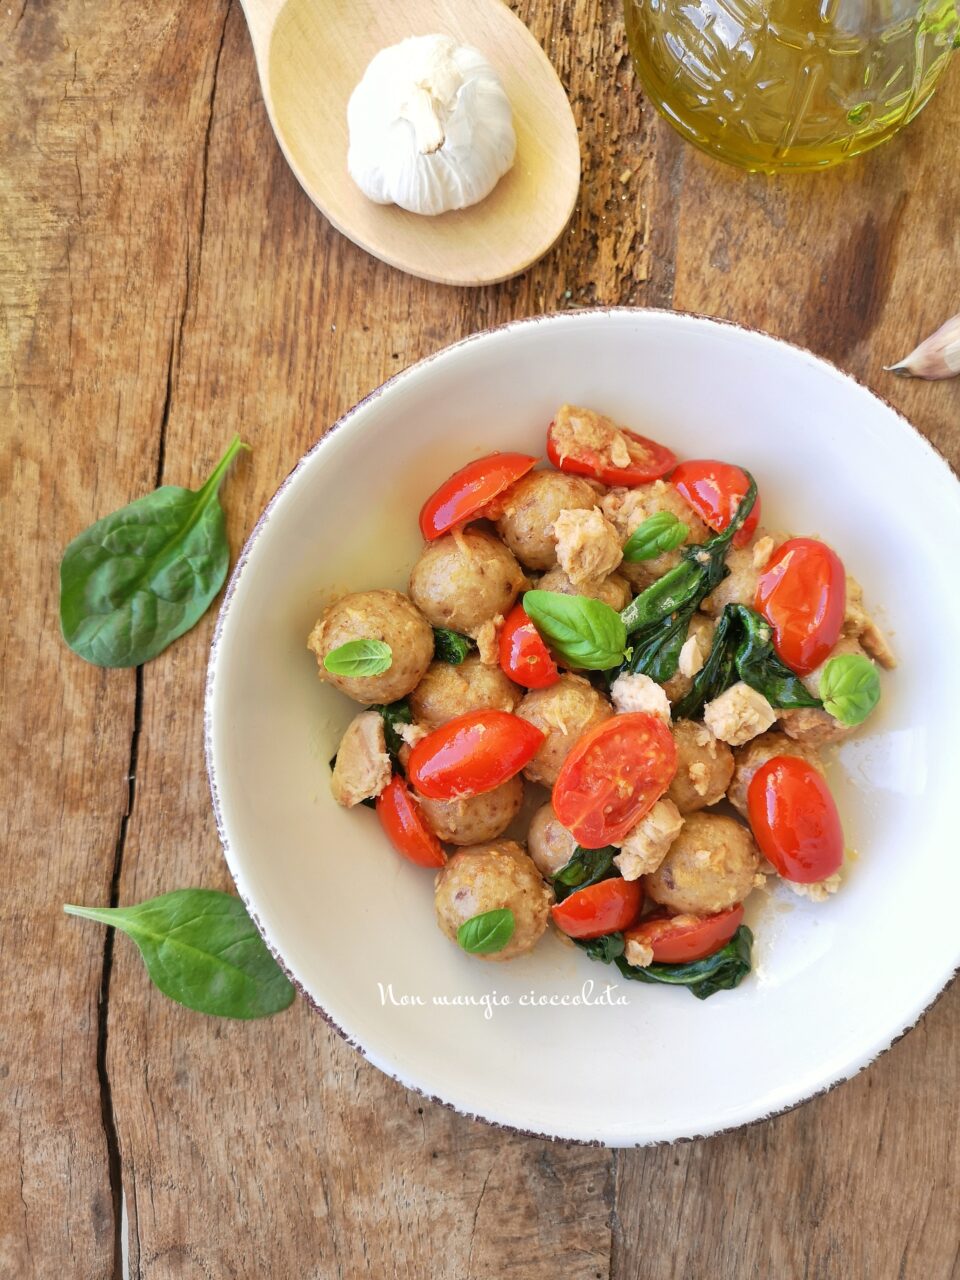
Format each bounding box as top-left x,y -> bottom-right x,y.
2,1 -> 958,1277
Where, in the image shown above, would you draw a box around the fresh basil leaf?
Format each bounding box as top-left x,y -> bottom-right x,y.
731,605 -> 821,710
372,699 -> 413,766
552,846 -> 618,902
576,932 -> 626,963
523,590 -> 626,671
614,926 -> 753,1000
433,628 -> 474,665
622,512 -> 689,562
63,890 -> 295,1019
60,436 -> 248,667
820,653 -> 881,725
324,638 -> 393,677
456,908 -> 515,955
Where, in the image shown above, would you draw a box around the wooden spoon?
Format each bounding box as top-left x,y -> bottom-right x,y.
238,0 -> 581,286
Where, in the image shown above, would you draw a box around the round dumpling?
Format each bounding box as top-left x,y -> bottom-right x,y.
409,656 -> 521,728
515,674 -> 613,786
416,776 -> 523,845
726,731 -> 824,818
409,529 -> 525,638
433,841 -> 553,960
645,813 -> 759,915
666,719 -> 734,814
527,802 -> 578,879
496,471 -> 599,570
307,589 -> 434,704
537,566 -> 632,611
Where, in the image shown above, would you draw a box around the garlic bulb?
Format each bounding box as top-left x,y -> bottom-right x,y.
347,34 -> 516,217
885,313 -> 960,380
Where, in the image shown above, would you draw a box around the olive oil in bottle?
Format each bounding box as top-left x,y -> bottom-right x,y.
624,0 -> 959,171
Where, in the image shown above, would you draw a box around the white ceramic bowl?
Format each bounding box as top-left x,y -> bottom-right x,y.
206,309 -> 960,1145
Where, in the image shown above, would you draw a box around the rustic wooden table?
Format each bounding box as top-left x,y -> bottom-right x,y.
3,1 -> 959,1276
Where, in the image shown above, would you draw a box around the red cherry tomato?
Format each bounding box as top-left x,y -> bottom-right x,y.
407,710 -> 544,800
546,420 -> 676,486
747,756 -> 843,883
624,905 -> 744,964
376,775 -> 447,869
419,453 -> 537,540
551,877 -> 644,940
671,459 -> 760,549
498,604 -> 560,689
552,713 -> 678,850
754,537 -> 846,675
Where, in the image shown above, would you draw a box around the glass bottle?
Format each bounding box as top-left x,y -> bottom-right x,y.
624,0 -> 959,171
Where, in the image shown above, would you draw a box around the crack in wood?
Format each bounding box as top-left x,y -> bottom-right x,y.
195,2 -> 231,294
97,665 -> 145,1279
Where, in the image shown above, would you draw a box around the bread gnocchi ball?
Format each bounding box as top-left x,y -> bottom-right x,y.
434,841 -> 553,960
666,719 -> 734,814
601,480 -> 710,589
409,529 -> 525,638
700,529 -> 788,616
645,812 -> 760,915
515,674 -> 613,786
496,471 -> 599,570
307,589 -> 434,704
416,776 -> 523,846
537,566 -> 632,611
408,655 -> 521,729
527,802 -> 578,879
726,731 -> 824,818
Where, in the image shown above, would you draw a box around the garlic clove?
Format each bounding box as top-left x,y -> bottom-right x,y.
885,313 -> 960,380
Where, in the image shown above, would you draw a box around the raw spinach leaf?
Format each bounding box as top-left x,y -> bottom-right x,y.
614,926 -> 753,1000
60,436 -> 249,667
433,628 -> 474,665
63,890 -> 295,1019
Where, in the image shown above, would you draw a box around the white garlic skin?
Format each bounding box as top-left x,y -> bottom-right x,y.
347,34 -> 517,217
886,313 -> 960,381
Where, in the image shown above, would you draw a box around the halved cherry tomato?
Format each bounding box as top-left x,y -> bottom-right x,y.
408,710 -> 544,800
419,453 -> 537,540
671,459 -> 760,549
746,755 -> 843,883
498,603 -> 560,689
552,713 -> 678,849
551,877 -> 644,940
546,420 -> 676,486
376,775 -> 447,868
754,537 -> 845,675
624,905 -> 744,964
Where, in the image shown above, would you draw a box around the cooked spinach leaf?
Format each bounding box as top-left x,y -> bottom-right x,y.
576,932 -> 626,963
620,472 -> 757,637
551,845 -> 619,902
614,926 -> 753,1000
433,628 -> 475,665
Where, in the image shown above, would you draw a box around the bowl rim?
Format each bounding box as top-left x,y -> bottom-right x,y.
204,306 -> 959,1147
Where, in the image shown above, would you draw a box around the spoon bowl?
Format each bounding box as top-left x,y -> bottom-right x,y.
239,0 -> 581,285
